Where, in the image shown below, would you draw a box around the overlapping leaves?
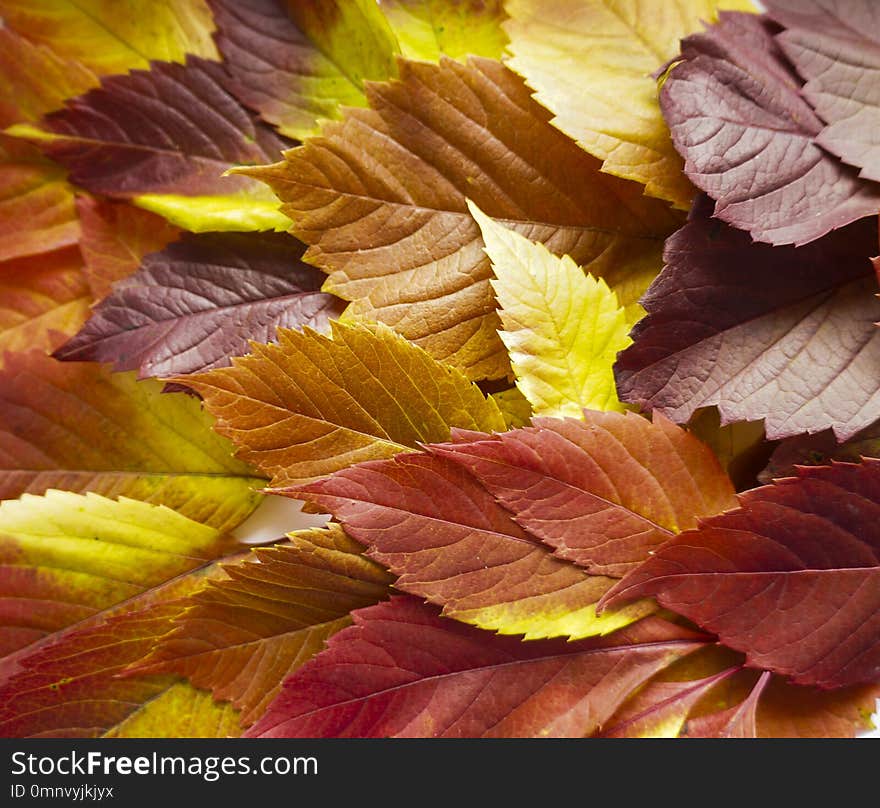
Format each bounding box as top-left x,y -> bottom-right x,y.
3,0 -> 880,742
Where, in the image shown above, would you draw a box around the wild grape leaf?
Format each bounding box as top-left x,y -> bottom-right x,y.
0,490 -> 235,657
288,445 -> 659,640
430,411 -> 736,577
615,199 -> 880,442
210,0 -> 399,140
661,11 -> 880,245
131,524 -> 392,726
378,0 -> 507,62
602,459 -> 880,688
767,0 -> 880,182
601,665 -> 745,738
503,0 -> 755,209
761,421 -> 880,484
683,672 -> 770,738
184,321 -> 506,487
491,388 -> 532,430
0,248 -> 90,357
242,56 -> 682,380
0,137 -> 79,262
603,645 -> 879,737
55,232 -> 345,379
0,351 -> 264,532
470,202 -> 632,418
0,558 -> 244,738
0,0 -> 218,76
75,197 -> 181,302
686,408 -> 770,492
8,57 -> 292,233
247,596 -> 708,738
0,29 -> 97,127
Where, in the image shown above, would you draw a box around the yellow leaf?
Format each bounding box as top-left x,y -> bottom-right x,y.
470,201 -> 631,418
504,0 -> 757,208
182,321 -> 507,487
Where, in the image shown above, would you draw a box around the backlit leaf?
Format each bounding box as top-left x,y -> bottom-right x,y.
184,321 -> 506,486
0,351 -> 264,532
242,56 -> 682,379
56,232 -> 345,378
471,202 -> 632,417
504,0 -> 755,209
247,596 -> 707,738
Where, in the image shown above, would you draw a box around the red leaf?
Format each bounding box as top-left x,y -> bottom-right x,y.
246,596 -> 708,738
602,459 -> 880,688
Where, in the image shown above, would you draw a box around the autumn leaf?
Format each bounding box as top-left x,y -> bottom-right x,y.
602,459 -> 880,688
615,198 -> 880,442
7,57 -> 292,233
470,201 -> 633,417
0,0 -> 218,76
661,11 -> 880,246
378,0 -> 507,62
75,197 -> 181,302
0,29 -> 97,128
0,489 -> 236,656
210,0 -> 399,140
0,351 -> 264,532
0,248 -> 90,358
246,596 -> 708,738
430,411 -> 736,577
184,321 -> 506,486
288,448 -> 655,639
0,136 -> 79,262
130,524 -> 392,726
686,408 -> 769,492
56,232 -> 345,378
503,0 -> 755,209
491,387 -> 532,430
0,557 -> 245,738
767,0 -> 880,183
242,56 -> 682,379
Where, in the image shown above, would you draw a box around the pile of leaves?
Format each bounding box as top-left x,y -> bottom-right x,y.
2,0 -> 880,739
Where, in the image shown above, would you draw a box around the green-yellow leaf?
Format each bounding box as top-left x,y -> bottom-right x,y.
133,193 -> 290,234
182,321 -> 507,486
378,0 -> 507,62
0,351 -> 265,533
0,0 -> 218,76
470,201 -> 631,418
0,490 -> 236,655
104,683 -> 241,738
503,0 -> 757,208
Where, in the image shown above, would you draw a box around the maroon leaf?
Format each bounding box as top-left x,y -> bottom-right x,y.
54,232 -> 345,378
246,596 -> 708,738
661,11 -> 880,246
601,459 -> 880,688
767,0 -> 880,182
684,671 -> 770,738
615,198 -> 880,441
37,56 -> 289,198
